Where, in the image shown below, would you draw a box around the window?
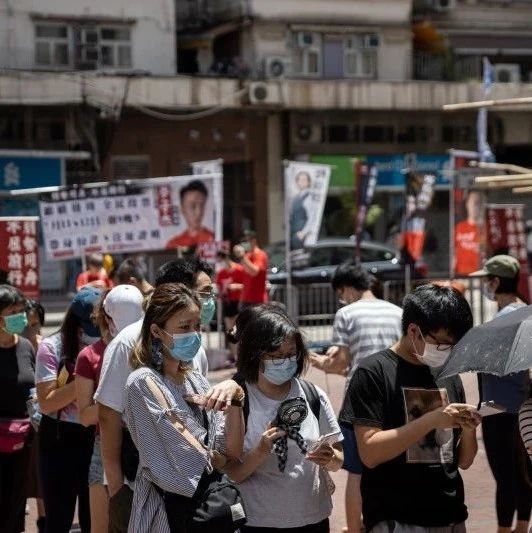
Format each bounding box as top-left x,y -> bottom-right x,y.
291,32 -> 322,77
100,27 -> 132,68
344,34 -> 378,78
35,24 -> 70,67
363,125 -> 394,143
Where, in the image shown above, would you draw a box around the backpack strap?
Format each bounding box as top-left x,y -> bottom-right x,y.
299,379 -> 321,422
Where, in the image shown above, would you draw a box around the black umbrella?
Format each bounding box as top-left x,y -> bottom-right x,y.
437,304 -> 532,379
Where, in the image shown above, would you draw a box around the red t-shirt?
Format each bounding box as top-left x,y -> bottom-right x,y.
216,264 -> 245,302
454,220 -> 481,275
74,338 -> 107,387
241,248 -> 269,304
76,271 -> 113,291
166,228 -> 215,249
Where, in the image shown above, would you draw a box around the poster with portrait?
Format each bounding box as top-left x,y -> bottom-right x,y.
39,176 -> 223,260
402,387 -> 454,464
0,217 -> 39,298
284,162 -> 331,251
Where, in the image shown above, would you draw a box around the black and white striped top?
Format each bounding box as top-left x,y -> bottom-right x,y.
124,367 -> 226,532
519,398 -> 532,459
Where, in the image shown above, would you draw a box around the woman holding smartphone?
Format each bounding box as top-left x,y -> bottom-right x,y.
223,306 -> 344,532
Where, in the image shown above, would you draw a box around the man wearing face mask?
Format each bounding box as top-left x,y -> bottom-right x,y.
471,255 -> 532,533
342,284 -> 480,533
233,230 -> 269,310
310,262 -> 402,533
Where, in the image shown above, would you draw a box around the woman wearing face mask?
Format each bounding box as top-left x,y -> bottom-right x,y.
36,287 -> 102,533
224,306 -> 344,532
0,285 -> 35,533
75,285 -> 144,533
124,283 -> 244,532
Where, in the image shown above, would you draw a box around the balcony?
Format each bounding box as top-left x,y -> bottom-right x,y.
176,0 -> 247,30
414,52 -> 482,82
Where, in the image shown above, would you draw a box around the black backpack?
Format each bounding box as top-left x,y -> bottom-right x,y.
232,374 -> 321,429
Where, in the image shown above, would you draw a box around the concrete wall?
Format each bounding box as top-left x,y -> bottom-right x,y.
0,0 -> 175,74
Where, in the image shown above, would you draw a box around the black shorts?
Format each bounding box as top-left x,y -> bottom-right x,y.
222,300 -> 239,318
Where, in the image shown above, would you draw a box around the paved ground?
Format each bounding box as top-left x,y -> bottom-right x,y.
24,330 -> 498,532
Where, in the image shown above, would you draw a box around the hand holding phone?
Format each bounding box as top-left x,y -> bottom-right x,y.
308,430 -> 341,453
478,401 -> 506,417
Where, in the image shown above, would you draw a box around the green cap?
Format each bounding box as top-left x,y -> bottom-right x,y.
470,254 -> 520,279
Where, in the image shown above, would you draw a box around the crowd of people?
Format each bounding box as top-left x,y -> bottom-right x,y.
0,237 -> 531,533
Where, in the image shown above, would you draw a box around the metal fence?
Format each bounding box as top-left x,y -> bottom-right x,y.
203,277 -> 497,366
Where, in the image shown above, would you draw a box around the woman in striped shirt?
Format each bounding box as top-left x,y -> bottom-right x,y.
124,283 -> 244,533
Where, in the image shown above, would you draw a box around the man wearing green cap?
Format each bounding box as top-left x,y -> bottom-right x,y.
470,254 -> 532,533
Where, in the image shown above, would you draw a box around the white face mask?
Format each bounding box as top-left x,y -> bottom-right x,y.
411,328 -> 452,368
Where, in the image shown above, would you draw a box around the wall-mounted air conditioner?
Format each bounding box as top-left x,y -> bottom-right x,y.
248,82 -> 283,105
264,56 -> 291,79
494,64 -> 521,83
293,124 -> 322,144
431,0 -> 456,12
297,31 -> 317,48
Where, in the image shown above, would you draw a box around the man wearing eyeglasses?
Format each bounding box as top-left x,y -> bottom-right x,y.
342,284 -> 481,533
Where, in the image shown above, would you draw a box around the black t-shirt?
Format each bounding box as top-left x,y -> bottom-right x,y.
343,349 -> 467,530
0,337 -> 35,419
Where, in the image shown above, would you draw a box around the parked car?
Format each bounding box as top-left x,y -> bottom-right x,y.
265,238 -> 402,285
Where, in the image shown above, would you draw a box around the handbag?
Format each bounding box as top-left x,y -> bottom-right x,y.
0,418 -> 31,453
146,375 -> 247,533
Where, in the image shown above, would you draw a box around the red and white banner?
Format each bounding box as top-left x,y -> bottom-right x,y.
0,217 -> 39,298
485,204 -> 529,300
196,240 -> 230,264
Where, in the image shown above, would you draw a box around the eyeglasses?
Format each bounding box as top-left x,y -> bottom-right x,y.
424,332 -> 454,352
263,352 -> 300,366
195,289 -> 215,302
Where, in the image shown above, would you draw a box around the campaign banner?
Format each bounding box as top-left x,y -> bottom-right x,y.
40,176 -> 222,260
401,172 -> 436,263
354,162 -> 378,243
196,240 -> 231,264
285,162 -> 331,251
0,217 -> 39,298
485,204 -> 529,300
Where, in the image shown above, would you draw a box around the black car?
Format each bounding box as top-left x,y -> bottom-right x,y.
265,238 -> 402,285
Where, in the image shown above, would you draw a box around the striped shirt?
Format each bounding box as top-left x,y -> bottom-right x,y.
124,367 -> 226,533
519,398 -> 532,459
332,298 -> 402,388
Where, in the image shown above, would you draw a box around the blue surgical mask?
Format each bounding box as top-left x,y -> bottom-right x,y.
165,331 -> 201,362
200,297 -> 216,325
3,312 -> 28,335
262,357 -> 298,385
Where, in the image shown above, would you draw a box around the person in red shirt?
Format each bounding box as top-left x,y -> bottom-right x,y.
233,230 -> 269,308
76,254 -> 113,292
455,190 -> 485,275
74,285 -> 144,533
165,180 -> 215,249
216,250 -> 245,357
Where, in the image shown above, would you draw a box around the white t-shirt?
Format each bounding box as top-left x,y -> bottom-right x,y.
94,319 -> 208,413
237,379 -> 342,528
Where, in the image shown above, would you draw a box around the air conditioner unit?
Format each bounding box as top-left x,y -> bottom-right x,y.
364,34 -> 380,48
494,64 -> 521,83
293,124 -> 322,144
264,56 -> 291,79
248,81 -> 283,105
432,0 -> 456,11
297,31 -> 316,48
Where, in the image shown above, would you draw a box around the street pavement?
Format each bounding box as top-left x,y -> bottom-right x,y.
24,331 -> 497,532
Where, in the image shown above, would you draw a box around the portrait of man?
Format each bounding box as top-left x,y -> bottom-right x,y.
166,180 -> 215,249
289,170 -> 313,250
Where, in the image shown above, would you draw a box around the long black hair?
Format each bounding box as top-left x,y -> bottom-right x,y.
58,307 -> 83,364
0,284 -> 24,314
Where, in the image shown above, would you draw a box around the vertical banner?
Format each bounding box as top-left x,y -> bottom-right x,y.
354,162 -> 378,257
0,217 -> 39,298
477,57 -> 495,164
485,204 -> 529,301
285,161 -> 331,251
401,172 -> 436,264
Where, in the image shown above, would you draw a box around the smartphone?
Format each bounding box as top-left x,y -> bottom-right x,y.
478,401 -> 506,417
308,430 -> 342,453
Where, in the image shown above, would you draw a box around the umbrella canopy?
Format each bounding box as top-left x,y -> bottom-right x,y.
438,304 -> 532,379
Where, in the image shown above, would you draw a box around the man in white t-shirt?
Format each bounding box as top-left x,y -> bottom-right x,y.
96,257 -> 236,533
311,262 -> 402,533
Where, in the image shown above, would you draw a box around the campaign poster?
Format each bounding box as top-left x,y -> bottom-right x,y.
354,162 -> 378,245
285,162 -> 331,251
196,240 -> 230,264
485,204 -> 529,301
39,176 -> 222,260
401,172 -> 436,263
0,217 -> 39,298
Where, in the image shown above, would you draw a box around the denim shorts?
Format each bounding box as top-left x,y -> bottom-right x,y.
89,434 -> 104,486
340,421 -> 363,475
